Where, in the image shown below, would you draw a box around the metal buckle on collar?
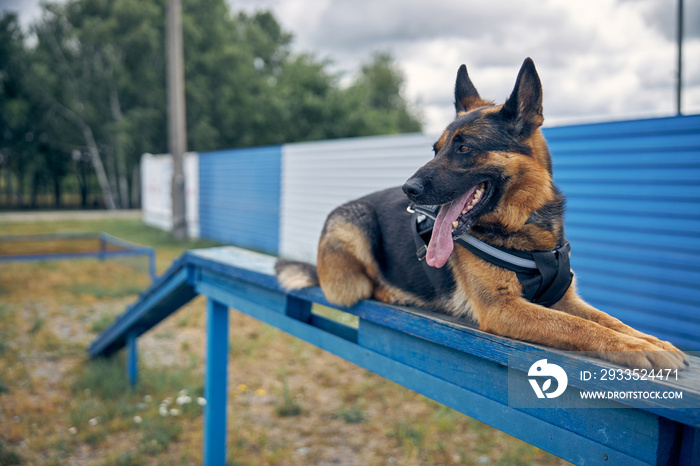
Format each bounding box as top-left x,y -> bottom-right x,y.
408,203 -> 440,221
416,245 -> 427,261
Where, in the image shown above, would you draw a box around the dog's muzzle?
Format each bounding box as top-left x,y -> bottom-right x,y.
402,178 -> 425,202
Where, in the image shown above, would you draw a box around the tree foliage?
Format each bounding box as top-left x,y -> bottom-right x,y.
0,0 -> 422,209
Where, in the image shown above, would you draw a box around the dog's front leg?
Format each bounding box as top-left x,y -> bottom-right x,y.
551,284 -> 689,366
473,295 -> 687,370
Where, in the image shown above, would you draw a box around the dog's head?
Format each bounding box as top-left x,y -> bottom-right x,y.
403,58 -> 558,267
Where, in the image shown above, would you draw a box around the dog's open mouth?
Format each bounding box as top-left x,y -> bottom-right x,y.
426,181 -> 493,268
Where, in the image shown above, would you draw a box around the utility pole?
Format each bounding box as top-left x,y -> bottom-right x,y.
167,0 -> 188,240
676,0 -> 684,115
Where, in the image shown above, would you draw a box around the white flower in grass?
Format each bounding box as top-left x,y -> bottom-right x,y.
162,397 -> 172,406
88,417 -> 100,427
176,395 -> 192,405
68,427 -> 78,435
169,408 -> 180,416
159,406 -> 169,417
133,415 -> 142,424
197,397 -> 207,407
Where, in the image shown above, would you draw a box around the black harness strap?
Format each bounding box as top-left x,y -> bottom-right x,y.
409,205 -> 573,308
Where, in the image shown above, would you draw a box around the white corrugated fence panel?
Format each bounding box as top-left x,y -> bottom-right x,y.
184,154 -> 200,238
280,133 -> 434,263
141,152 -> 200,238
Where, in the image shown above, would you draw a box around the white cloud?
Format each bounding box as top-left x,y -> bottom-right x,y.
231,0 -> 699,132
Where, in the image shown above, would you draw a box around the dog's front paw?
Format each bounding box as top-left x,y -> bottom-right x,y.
599,337 -> 688,371
635,334 -> 690,367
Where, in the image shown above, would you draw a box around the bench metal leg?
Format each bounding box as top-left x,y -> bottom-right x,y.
126,331 -> 138,386
204,298 -> 229,465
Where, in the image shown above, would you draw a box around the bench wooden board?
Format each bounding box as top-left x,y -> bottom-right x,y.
89,246 -> 700,465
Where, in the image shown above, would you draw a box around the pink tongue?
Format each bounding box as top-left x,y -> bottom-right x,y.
425,189 -> 475,268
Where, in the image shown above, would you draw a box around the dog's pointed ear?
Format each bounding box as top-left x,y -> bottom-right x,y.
455,65 -> 482,114
500,58 -> 544,136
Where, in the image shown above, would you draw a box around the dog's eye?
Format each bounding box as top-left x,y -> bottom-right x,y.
459,145 -> 472,153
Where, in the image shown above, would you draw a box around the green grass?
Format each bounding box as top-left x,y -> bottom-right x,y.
388,420 -> 426,448
0,439 -> 23,465
91,313 -> 117,333
29,315 -> 46,334
331,403 -> 367,424
72,354 -> 133,400
275,378 -> 302,417
140,417 -> 183,455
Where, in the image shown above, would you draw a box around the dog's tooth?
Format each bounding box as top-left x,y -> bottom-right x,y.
461,209 -> 467,215
452,221 -> 459,229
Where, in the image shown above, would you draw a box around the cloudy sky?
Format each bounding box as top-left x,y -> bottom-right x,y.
5,0 -> 699,134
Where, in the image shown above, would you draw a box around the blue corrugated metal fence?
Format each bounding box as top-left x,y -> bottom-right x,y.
545,114 -> 700,349
198,146 -> 281,254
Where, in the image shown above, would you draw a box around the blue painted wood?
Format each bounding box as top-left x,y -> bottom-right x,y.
89,247 -> 700,428
309,314 -> 358,343
204,299 -> 229,466
194,269 -> 655,464
680,426 -> 700,466
285,295 -> 312,322
126,331 -> 138,386
88,246 -> 700,465
0,232 -> 156,282
359,319 -> 680,465
88,258 -> 197,357
198,145 -> 282,254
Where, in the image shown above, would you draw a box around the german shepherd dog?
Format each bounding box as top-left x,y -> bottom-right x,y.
276,58 -> 688,371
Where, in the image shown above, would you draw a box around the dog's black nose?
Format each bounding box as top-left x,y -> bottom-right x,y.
402,178 -> 424,201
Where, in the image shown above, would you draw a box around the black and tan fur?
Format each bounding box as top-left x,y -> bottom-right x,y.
276,58 -> 688,370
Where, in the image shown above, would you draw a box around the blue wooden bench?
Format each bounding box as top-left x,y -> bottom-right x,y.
89,246 -> 700,465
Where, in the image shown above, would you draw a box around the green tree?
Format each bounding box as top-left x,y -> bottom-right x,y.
2,0 -> 422,210
339,52 -> 423,137
0,13 -> 46,208
29,0 -> 167,209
